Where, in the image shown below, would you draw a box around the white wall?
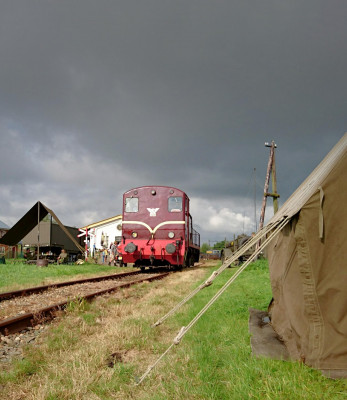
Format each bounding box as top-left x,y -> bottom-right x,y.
88,219 -> 122,253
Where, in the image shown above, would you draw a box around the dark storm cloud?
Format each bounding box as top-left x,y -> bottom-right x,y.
0,0 -> 346,241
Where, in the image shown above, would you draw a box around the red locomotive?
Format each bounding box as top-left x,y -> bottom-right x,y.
118,186 -> 200,270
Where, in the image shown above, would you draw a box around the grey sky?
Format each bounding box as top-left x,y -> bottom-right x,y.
0,1 -> 346,243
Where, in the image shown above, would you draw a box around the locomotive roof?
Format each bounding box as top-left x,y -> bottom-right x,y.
124,186 -> 188,196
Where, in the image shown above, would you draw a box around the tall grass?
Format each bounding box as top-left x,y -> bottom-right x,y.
0,260 -> 346,399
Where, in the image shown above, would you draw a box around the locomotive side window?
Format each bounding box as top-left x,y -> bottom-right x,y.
168,196 -> 182,212
125,197 -> 139,212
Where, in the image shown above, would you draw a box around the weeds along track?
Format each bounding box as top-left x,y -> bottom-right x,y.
0,271 -> 169,335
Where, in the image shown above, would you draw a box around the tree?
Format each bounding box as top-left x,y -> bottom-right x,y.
213,240 -> 227,250
200,243 -> 210,253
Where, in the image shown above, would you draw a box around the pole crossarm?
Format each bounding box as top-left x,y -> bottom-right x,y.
265,192 -> 280,198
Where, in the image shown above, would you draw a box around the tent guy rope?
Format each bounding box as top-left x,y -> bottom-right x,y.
153,216 -> 287,328
136,216 -> 290,385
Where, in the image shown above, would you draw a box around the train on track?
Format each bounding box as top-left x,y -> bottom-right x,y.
118,186 -> 200,270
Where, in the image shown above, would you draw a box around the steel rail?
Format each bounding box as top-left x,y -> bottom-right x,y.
0,272 -> 169,336
0,270 -> 143,302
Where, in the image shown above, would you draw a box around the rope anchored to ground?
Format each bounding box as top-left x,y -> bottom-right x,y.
152,218 -> 285,328
136,217 -> 290,385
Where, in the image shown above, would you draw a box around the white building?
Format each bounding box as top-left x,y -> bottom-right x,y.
80,215 -> 122,255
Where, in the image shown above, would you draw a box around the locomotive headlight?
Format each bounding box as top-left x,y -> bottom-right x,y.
125,242 -> 137,253
166,243 -> 176,254
168,231 -> 175,239
131,232 -> 138,238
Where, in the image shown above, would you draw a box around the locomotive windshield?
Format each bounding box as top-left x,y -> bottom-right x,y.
168,196 -> 182,212
125,197 -> 139,212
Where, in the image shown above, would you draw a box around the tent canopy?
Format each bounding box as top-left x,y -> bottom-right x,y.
0,201 -> 84,253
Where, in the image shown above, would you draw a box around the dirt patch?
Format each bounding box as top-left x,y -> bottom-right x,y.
107,348 -> 149,367
107,351 -> 125,367
196,260 -> 220,268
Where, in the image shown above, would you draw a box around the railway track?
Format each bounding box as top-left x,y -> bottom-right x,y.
0,271 -> 169,336
0,270 -> 143,301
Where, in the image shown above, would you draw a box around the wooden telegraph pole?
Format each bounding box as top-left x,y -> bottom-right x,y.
258,141 -> 280,232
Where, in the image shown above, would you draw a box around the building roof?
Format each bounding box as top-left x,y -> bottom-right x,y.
0,220 -> 10,229
80,215 -> 122,230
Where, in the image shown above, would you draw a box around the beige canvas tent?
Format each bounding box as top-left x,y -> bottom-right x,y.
262,133 -> 347,378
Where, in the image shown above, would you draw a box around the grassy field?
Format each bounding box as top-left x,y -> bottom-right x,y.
0,260 -> 134,292
0,260 -> 346,399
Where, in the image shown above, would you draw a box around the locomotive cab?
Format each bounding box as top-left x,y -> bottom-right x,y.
119,186 -> 200,269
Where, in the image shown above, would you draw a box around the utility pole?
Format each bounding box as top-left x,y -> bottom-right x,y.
253,168 -> 257,232
259,141 -> 280,232
271,145 -> 279,214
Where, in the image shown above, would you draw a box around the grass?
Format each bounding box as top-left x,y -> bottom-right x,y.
162,260 -> 346,400
0,261 -> 135,292
0,260 -> 346,399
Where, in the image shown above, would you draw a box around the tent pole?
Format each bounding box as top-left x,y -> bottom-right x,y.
85,227 -> 88,261
37,202 -> 40,262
